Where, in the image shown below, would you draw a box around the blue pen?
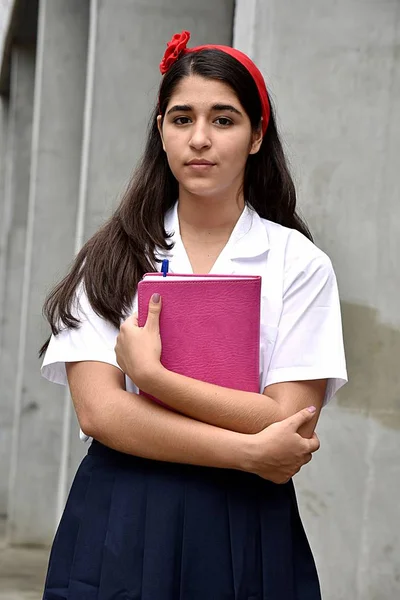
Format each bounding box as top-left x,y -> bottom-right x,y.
161,259 -> 169,277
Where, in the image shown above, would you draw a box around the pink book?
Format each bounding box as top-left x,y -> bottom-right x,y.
137,273 -> 261,403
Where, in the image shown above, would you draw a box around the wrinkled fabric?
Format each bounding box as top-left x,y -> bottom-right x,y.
43,440 -> 321,600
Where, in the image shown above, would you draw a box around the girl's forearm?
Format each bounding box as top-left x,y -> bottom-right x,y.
88,387 -> 249,469
140,366 -> 283,434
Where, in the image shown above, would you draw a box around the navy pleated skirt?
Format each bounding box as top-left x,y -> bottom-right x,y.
43,440 -> 321,600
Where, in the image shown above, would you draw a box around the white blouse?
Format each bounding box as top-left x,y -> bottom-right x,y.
41,201 -> 347,439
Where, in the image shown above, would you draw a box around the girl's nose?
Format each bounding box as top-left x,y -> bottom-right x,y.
189,122 -> 212,150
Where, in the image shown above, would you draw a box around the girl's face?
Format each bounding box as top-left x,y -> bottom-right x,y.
157,75 -> 262,201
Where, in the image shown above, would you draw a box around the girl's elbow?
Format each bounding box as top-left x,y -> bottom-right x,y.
72,397 -> 102,440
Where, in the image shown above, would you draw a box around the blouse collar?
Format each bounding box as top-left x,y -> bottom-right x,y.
156,201 -> 270,274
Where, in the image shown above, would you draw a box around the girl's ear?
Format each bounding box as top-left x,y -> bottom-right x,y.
157,115 -> 166,152
249,122 -> 263,155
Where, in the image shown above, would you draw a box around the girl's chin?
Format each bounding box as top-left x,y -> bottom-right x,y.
179,181 -> 223,198
180,188 -> 221,199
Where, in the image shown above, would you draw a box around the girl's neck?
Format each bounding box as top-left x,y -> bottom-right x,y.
177,192 -> 244,243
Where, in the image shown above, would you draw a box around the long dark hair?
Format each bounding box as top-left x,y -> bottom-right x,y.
39,49 -> 312,357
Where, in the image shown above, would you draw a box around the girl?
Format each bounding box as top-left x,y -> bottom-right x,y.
40,31 -> 347,600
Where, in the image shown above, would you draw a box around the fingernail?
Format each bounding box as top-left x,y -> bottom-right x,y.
307,406 -> 316,413
152,293 -> 161,304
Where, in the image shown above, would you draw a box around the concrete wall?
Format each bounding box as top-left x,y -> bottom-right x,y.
6,0 -> 90,545
0,94 -> 9,524
0,1 -> 14,55
0,96 -> 9,351
0,45 -> 34,524
234,1 -> 400,598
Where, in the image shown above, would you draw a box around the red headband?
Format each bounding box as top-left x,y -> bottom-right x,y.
159,30 -> 270,136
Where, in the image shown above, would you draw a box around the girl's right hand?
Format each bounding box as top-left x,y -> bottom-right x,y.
242,407 -> 320,483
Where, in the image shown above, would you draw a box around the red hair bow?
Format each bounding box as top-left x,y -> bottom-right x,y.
159,30 -> 191,75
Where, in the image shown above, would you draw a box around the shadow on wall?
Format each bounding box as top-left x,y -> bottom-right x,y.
337,302 -> 400,426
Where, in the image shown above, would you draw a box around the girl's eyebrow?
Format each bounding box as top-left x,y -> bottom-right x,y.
166,104 -> 192,115
212,104 -> 242,116
166,104 -> 243,116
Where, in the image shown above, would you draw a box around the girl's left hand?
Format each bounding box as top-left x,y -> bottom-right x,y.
115,293 -> 163,390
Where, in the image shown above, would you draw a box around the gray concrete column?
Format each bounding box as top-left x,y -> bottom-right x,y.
7,0 -> 89,545
0,96 -> 9,346
0,46 -> 35,531
64,0 -> 236,494
0,94 -> 10,534
235,1 -> 400,598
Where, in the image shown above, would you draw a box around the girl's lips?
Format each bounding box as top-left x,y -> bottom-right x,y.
185,162 -> 215,170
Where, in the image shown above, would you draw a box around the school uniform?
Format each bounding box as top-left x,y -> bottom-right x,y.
41,201 -> 347,600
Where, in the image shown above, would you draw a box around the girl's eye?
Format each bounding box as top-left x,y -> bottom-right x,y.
174,116 -> 191,125
173,116 -> 233,126
215,117 -> 233,127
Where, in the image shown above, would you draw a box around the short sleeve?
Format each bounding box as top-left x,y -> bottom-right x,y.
264,254 -> 347,404
41,284 -> 122,385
